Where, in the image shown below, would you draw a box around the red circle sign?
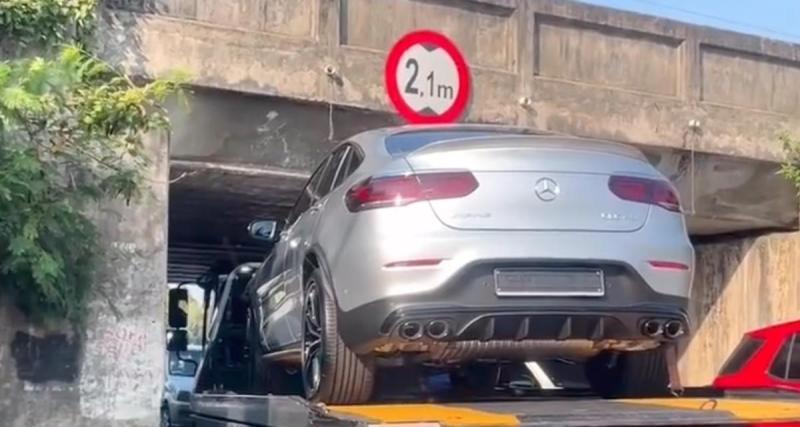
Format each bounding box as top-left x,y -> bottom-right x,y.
384,30 -> 471,124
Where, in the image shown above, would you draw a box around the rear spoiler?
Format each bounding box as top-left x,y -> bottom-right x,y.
407,134 -> 650,162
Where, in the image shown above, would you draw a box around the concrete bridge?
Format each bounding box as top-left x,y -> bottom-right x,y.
2,1 -> 800,425
99,0 -> 800,264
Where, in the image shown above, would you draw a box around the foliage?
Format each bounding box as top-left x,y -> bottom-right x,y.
0,0 -> 187,324
186,295 -> 205,346
0,45 -> 184,323
778,132 -> 800,195
0,0 -> 97,48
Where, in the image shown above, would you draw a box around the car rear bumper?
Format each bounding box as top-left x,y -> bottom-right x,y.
329,204 -> 694,313
337,259 -> 688,355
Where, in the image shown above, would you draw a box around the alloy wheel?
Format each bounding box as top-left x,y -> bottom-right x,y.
302,279 -> 323,398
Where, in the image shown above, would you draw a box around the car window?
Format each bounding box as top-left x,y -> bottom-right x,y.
205,289 -> 217,342
315,145 -> 348,199
342,144 -> 364,182
333,143 -> 364,189
768,334 -> 798,380
331,145 -> 352,189
384,130 -> 502,156
286,156 -> 330,225
168,349 -> 203,376
787,334 -> 800,379
719,336 -> 764,376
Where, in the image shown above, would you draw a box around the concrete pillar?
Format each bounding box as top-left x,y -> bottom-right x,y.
680,232 -> 800,386
0,132 -> 169,426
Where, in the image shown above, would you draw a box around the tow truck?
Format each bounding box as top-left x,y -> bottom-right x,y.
165,264 -> 800,427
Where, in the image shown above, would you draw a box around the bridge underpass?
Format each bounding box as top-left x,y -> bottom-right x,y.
165,86 -> 799,282
7,2 -> 800,426
100,0 -> 800,299
166,88 -> 399,282
164,84 -> 800,390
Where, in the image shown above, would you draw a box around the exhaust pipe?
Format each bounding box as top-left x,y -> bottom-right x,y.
426,320 -> 450,340
399,322 -> 422,340
641,319 -> 663,337
664,320 -> 685,339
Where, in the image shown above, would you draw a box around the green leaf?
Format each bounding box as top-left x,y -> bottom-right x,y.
1,86 -> 42,112
8,236 -> 32,257
0,43 -> 186,325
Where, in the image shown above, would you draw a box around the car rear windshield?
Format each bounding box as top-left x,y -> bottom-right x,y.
385,130 -> 504,156
719,336 -> 764,376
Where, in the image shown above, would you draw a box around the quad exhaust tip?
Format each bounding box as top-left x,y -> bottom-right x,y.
664,320 -> 685,339
426,320 -> 450,340
399,322 -> 423,340
641,319 -> 663,337
641,319 -> 685,339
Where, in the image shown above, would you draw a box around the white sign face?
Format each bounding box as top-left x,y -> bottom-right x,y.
395,44 -> 461,116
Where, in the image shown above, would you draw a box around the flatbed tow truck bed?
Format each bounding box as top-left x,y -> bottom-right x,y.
188,392 -> 800,426
180,266 -> 800,427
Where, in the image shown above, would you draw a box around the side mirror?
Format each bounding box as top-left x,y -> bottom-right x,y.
166,329 -> 188,352
247,219 -> 279,241
168,288 -> 188,328
168,357 -> 198,377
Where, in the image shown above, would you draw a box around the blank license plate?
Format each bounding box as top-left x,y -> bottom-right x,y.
494,268 -> 605,297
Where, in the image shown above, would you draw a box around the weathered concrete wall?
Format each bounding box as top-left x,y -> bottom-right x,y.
680,232 -> 800,386
99,0 -> 800,236
168,87 -> 398,171
0,133 -> 168,426
100,0 -> 800,162
166,87 -> 398,251
164,87 -> 796,242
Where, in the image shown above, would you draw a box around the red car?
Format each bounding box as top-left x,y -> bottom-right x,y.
714,319 -> 800,393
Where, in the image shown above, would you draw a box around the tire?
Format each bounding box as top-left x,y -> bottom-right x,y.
301,267 -> 375,404
585,348 -> 670,398
160,406 -> 171,427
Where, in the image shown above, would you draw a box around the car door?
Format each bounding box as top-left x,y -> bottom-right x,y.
309,143 -> 364,271
260,147 -> 347,352
767,332 -> 800,392
256,158 -> 328,352
276,145 -> 350,350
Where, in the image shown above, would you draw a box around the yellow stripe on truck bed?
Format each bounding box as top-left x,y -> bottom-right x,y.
622,398 -> 800,421
329,403 -> 520,426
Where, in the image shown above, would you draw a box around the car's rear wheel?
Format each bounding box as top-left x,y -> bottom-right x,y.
585,348 -> 670,398
302,267 -> 375,404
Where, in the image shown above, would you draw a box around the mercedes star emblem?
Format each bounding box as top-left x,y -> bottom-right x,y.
534,177 -> 560,201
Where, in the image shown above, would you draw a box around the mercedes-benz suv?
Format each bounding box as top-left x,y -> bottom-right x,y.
245,125 -> 695,404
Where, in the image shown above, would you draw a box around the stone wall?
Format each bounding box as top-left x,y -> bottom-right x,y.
0,133 -> 169,427
680,232 -> 800,386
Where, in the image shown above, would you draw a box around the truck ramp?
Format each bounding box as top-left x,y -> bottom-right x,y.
189,394 -> 800,427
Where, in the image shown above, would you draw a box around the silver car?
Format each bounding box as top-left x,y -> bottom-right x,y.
245,124 -> 694,404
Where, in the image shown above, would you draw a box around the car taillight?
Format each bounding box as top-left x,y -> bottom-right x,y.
345,171 -> 478,212
608,175 -> 681,212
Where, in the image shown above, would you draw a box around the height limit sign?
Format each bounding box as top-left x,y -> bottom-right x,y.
385,30 -> 471,124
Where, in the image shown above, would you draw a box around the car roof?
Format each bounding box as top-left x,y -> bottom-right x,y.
348,123 -> 549,147
747,319 -> 800,337
346,124 -> 648,161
